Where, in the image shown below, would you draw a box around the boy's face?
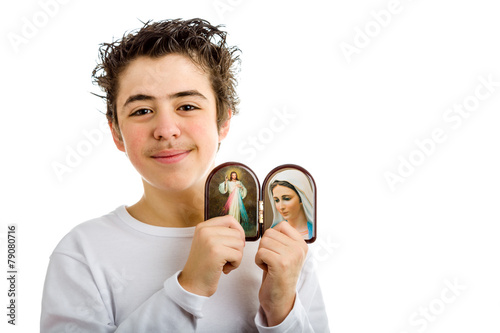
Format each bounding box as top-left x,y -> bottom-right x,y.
112,54 -> 230,194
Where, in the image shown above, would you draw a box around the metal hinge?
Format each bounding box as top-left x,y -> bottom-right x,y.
259,201 -> 264,224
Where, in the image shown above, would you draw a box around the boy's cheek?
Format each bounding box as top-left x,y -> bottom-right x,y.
121,127 -> 145,148
191,119 -> 216,133
192,121 -> 220,143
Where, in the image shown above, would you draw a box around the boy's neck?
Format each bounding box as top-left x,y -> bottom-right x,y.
126,182 -> 205,228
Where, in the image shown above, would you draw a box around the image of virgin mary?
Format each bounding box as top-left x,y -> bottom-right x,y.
268,169 -> 314,240
219,171 -> 249,224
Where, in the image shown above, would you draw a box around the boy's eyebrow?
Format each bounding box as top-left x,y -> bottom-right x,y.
122,90 -> 207,108
170,90 -> 207,100
123,94 -> 154,108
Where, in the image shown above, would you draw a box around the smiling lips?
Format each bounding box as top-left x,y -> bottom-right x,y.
151,149 -> 191,164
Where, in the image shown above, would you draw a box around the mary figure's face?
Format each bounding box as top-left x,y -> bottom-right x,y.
272,185 -> 302,221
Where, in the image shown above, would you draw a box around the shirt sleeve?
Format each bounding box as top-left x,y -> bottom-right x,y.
40,252 -> 208,332
239,181 -> 247,199
254,252 -> 330,333
219,181 -> 228,194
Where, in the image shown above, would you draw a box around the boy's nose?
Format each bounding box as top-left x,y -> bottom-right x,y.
153,110 -> 181,140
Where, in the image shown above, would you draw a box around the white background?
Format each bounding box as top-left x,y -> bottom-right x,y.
1,0 -> 499,332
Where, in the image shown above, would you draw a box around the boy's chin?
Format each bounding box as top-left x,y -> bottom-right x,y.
143,174 -> 204,195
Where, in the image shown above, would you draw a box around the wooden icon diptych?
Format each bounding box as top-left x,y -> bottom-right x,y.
205,162 -> 317,243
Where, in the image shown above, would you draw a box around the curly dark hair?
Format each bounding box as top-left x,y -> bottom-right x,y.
91,18 -> 241,135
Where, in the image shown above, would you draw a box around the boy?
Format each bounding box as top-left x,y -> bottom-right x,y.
41,18 -> 329,332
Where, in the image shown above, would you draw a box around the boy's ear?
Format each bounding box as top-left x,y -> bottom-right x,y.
109,121 -> 126,152
218,109 -> 232,142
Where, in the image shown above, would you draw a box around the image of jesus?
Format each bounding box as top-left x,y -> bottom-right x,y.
219,171 -> 249,223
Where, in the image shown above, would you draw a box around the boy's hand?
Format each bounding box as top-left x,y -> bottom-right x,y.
178,216 -> 245,297
255,222 -> 308,326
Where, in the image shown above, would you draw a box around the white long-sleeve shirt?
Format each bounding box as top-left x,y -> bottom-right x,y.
40,206 -> 329,332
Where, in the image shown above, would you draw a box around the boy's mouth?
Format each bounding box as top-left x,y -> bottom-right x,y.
151,149 -> 191,164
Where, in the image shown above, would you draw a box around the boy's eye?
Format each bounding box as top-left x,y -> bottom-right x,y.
178,104 -> 199,111
131,108 -> 152,116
